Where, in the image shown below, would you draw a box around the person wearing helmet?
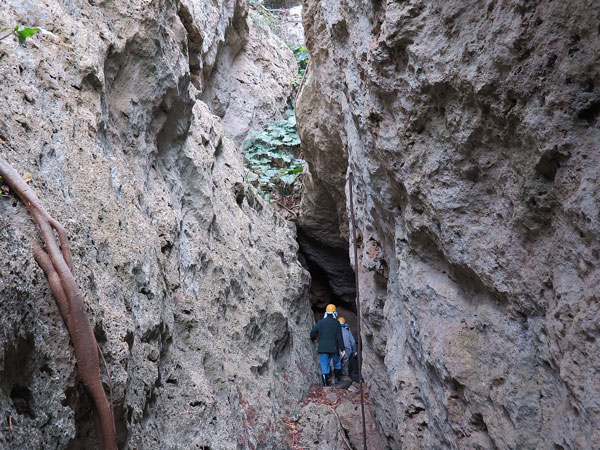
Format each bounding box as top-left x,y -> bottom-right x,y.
310,304 -> 345,386
338,317 -> 357,378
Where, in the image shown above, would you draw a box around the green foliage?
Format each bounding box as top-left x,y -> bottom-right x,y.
289,44 -> 309,89
0,25 -> 41,44
243,111 -> 304,200
291,45 -> 309,77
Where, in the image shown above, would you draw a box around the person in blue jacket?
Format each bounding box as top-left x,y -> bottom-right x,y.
338,317 -> 357,377
310,304 -> 345,386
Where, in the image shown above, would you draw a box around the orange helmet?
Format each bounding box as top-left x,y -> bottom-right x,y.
325,304 -> 336,312
338,317 -> 346,324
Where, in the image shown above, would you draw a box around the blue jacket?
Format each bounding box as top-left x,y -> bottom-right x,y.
310,314 -> 344,354
341,324 -> 357,355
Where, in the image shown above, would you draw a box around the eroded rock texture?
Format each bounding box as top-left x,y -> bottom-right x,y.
297,0 -> 600,448
0,1 -> 316,449
201,6 -> 298,144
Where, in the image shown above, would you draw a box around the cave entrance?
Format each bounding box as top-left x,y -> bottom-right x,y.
296,227 -> 357,334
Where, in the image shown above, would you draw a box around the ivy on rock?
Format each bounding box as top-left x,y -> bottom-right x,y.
243,110 -> 304,204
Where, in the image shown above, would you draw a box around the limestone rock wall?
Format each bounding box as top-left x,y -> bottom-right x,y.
297,0 -> 600,448
202,7 -> 298,144
0,1 -> 316,449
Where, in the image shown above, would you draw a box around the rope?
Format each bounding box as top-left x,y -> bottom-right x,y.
295,58 -> 311,104
348,172 -> 368,450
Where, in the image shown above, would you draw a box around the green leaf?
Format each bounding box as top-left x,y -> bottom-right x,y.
264,136 -> 283,146
16,26 -> 40,44
242,112 -> 304,201
280,174 -> 297,185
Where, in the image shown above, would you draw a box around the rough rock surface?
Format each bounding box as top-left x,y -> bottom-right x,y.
297,0 -> 600,449
272,5 -> 305,49
292,403 -> 347,450
201,7 -> 298,144
0,1 -> 317,449
285,384 -> 386,450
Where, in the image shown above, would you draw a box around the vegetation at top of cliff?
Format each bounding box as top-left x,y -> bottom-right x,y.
243,110 -> 304,209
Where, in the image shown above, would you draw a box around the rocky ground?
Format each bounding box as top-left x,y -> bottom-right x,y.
281,383 -> 386,450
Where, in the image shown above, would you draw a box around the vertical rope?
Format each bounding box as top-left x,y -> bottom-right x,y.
349,172 -> 368,450
295,58 -> 310,104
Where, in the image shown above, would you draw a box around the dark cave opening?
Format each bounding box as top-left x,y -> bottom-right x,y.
296,227 -> 358,335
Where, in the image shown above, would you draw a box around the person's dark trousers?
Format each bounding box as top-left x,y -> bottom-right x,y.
333,368 -> 342,384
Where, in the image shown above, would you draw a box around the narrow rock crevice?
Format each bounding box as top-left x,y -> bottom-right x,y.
177,3 -> 204,88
